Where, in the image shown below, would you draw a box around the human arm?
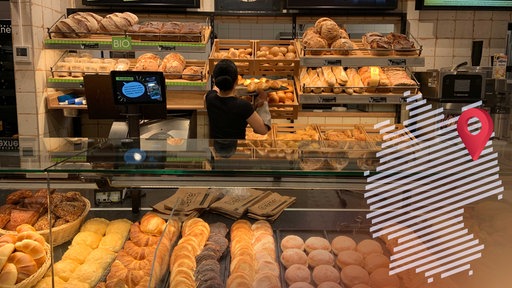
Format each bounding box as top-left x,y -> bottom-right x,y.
247,89 -> 271,135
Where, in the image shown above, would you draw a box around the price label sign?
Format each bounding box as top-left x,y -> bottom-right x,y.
324,59 -> 342,66
112,36 -> 132,51
388,58 -> 406,66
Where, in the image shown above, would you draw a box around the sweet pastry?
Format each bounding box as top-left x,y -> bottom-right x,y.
336,250 -> 364,268
305,236 -> 331,253
351,284 -> 372,288
369,268 -> 399,288
80,218 -> 109,236
139,213 -> 166,236
312,264 -> 340,285
308,249 -> 335,267
356,239 -> 383,257
129,222 -> 160,247
285,264 -> 311,285
35,276 -> 66,288
98,233 -> 125,253
0,262 -> 17,286
84,247 -> 116,269
105,219 -> 132,236
0,243 -> 15,270
5,208 -> 40,230
331,235 -> 357,255
14,239 -> 45,267
280,248 -> 308,268
252,271 -> 281,288
68,263 -> 103,287
16,231 -> 45,246
340,265 -> 370,287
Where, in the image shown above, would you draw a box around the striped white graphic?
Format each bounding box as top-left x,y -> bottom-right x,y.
365,95 -> 504,284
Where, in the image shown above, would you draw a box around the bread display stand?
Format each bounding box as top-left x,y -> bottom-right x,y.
208,39 -> 254,75
253,40 -> 300,76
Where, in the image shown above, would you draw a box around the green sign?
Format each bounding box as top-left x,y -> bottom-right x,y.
112,36 -> 132,51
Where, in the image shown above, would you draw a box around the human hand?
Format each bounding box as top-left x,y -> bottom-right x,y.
254,89 -> 268,108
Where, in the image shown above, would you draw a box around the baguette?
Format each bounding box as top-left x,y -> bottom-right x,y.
321,67 -> 337,87
317,68 -> 331,93
307,68 -> 323,94
331,66 -> 348,85
300,69 -> 312,93
346,68 -> 365,94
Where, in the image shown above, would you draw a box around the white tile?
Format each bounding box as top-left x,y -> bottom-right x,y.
325,117 -> 343,124
453,39 -> 472,57
307,117 -> 325,124
456,11 -> 474,20
491,20 -> 508,39
474,11 -> 493,20
30,3 -> 43,28
419,11 -> 438,20
473,21 -> 492,39
16,92 -> 37,114
15,70 -> 36,93
360,118 -> 379,125
434,56 -> 454,69
18,114 -> 39,137
418,21 -> 436,39
455,20 -> 473,38
492,12 -> 511,21
490,38 -> 507,52
407,20 -> 419,38
341,117 -> 360,125
438,11 -> 456,20
406,1 -> 420,20
35,71 -> 46,94
420,38 -> 436,57
422,56 -> 435,70
436,20 -> 455,38
435,39 -> 454,57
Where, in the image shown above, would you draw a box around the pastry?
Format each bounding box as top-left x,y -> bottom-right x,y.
0,243 -> 15,270
252,271 -> 280,288
62,245 -> 93,264
53,200 -> 85,222
356,239 -> 383,257
336,250 -> 364,268
35,276 -> 66,288
72,231 -> 102,249
340,265 -> 370,287
8,251 -> 38,283
312,264 -> 340,285
280,248 -> 308,268
331,236 -> 357,255
318,282 -> 343,288
285,263 -> 311,285
105,219 -> 132,236
182,66 -> 203,81
139,213 -> 166,236
351,284 -> 372,288
81,218 -> 109,236
98,233 -> 126,253
68,263 -> 104,287
0,262 -> 17,286
130,222 -> 160,247
14,239 -> 45,267
308,249 -> 335,267
369,268 -> 399,288
305,236 -> 331,253
5,208 -> 40,230
16,231 -> 45,246
51,259 -> 80,282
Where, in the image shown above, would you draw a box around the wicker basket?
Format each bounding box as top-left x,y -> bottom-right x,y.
15,242 -> 51,288
0,196 -> 91,246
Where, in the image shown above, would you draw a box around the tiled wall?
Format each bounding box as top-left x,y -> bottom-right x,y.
9,0 -> 512,140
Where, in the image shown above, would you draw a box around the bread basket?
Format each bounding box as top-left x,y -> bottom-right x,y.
0,196 -> 91,246
15,242 -> 51,288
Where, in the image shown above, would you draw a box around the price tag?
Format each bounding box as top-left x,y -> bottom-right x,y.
159,45 -> 177,51
388,59 -> 406,66
324,59 -> 342,66
319,96 -> 337,103
112,36 -> 132,50
80,43 -> 99,49
369,97 -> 387,103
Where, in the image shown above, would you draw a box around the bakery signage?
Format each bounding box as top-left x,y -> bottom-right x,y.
112,36 -> 132,51
80,43 -> 100,49
0,139 -> 19,151
158,45 -> 177,51
0,20 -> 11,35
388,59 -> 407,66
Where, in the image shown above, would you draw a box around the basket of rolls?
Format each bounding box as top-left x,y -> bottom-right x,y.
0,224 -> 51,288
0,189 -> 91,246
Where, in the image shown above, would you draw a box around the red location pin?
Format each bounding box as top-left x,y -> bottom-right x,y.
457,108 -> 494,161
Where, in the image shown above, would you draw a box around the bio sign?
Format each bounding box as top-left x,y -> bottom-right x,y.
112,36 -> 132,51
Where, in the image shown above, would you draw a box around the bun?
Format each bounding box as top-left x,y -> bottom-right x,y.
51,259 -> 80,282
369,268 -> 399,288
331,236 -> 356,255
14,239 -> 45,267
8,251 -> 38,283
340,265 -> 369,288
62,245 -> 93,264
182,66 -> 203,81
312,264 -> 340,285
308,249 -> 335,267
356,239 -> 383,257
105,219 -> 132,236
139,213 -> 165,236
304,236 -> 331,253
363,253 -> 390,274
336,250 -> 363,268
71,231 -> 102,249
289,283 -> 315,288
331,38 -> 354,55
280,248 -> 308,268
0,262 -> 17,285
317,282 -> 343,288
98,233 -> 125,253
285,264 -> 311,285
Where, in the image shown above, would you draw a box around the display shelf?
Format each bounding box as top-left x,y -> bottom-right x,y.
299,55 -> 425,67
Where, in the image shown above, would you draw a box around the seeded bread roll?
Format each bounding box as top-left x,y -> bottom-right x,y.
182,66 -> 203,81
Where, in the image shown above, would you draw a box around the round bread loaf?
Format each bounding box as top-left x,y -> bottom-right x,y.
318,21 -> 341,45
331,39 -> 354,55
369,268 -> 400,288
336,250 -> 363,268
305,236 -> 331,253
314,17 -> 335,31
356,239 -> 383,257
308,249 -> 335,267
312,264 -> 340,285
182,66 -> 203,81
318,282 -> 343,288
281,235 -> 305,251
331,236 -> 356,254
303,36 -> 328,55
281,248 -> 308,268
285,264 -> 311,285
340,265 -> 370,288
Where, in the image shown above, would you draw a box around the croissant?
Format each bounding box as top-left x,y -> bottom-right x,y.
15,224 -> 37,234
129,223 -> 160,247
139,213 -> 165,236
122,240 -> 148,260
0,234 -> 17,245
0,262 -> 17,286
14,239 -> 46,268
117,250 -> 151,271
8,252 -> 38,283
125,270 -> 145,288
16,231 -> 45,246
105,260 -> 127,285
0,243 -> 15,271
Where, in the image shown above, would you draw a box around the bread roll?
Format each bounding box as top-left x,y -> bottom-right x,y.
312,264 -> 340,285
317,282 -> 343,288
50,259 -> 80,282
105,219 -> 132,236
351,284 -> 372,288
340,265 -> 370,287
308,249 -> 335,267
140,213 -> 165,236
289,282 -> 315,288
8,251 -> 38,283
331,235 -> 356,255
0,243 -> 14,270
35,276 -> 66,288
314,17 -> 335,31
98,233 -> 125,253
369,268 -> 399,288
336,250 -> 363,269
303,36 -> 328,55
0,262 -> 17,286
182,66 -> 203,81
16,224 -> 36,234
363,253 -> 390,274
305,236 -> 331,253
62,245 -> 93,264
285,264 -> 311,285
280,248 -> 308,268
14,239 -> 45,267
281,235 -> 305,251
356,239 -> 383,257
331,38 -> 354,55
318,21 -> 341,45
0,234 -> 17,245
68,263 -> 103,287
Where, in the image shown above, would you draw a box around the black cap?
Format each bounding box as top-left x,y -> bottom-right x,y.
213,59 -> 238,91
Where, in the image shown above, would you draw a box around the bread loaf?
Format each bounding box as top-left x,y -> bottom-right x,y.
345,68 -> 364,94
318,20 -> 341,45
317,68 -> 331,93
330,38 -> 354,55
99,12 -> 139,33
321,67 -> 336,87
331,66 -> 348,85
182,66 -> 203,81
307,69 -> 323,94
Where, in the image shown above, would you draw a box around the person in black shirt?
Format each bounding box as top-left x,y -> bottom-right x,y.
205,59 -> 271,157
